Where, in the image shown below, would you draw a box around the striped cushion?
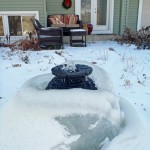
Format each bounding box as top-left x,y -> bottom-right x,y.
49,15 -> 64,24
52,15 -> 64,23
64,15 -> 69,24
64,14 -> 78,25
69,15 -> 78,24
50,18 -> 64,25
49,18 -> 57,24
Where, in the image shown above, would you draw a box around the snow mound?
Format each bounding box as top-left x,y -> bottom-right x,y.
12,61 -> 122,125
0,61 -> 144,150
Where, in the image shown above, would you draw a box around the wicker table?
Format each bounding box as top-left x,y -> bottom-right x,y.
70,29 -> 87,47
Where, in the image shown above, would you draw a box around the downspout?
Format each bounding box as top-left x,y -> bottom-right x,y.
119,0 -> 128,34
137,0 -> 143,30
126,0 -> 129,30
119,0 -> 123,34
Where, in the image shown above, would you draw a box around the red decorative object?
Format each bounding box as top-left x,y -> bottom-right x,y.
62,0 -> 72,9
87,24 -> 93,35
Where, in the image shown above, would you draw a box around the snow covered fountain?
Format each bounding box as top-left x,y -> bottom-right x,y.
20,61 -> 124,149
45,62 -> 97,90
0,61 -> 142,150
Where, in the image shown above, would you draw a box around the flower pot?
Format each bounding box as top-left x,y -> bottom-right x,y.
87,24 -> 93,35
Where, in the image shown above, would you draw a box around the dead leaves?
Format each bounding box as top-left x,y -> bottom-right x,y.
55,51 -> 64,56
3,38 -> 40,51
12,64 -> 21,67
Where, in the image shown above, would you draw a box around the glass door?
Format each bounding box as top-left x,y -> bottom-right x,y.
79,0 -> 112,33
93,0 -> 109,30
81,0 -> 91,24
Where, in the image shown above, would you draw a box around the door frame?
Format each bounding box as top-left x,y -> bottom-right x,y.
137,0 -> 143,30
75,0 -> 114,34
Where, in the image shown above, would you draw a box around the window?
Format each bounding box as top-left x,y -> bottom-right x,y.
0,16 -> 4,36
0,11 -> 39,36
8,16 -> 35,36
97,0 -> 107,25
81,0 -> 91,23
8,16 -> 22,36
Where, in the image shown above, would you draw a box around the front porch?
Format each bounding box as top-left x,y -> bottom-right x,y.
0,34 -> 118,48
63,34 -> 118,44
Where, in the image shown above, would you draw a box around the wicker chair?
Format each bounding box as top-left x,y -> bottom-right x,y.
30,18 -> 63,49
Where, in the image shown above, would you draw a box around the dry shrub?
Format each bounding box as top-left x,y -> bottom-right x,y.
0,33 -> 41,51
116,26 -> 150,49
3,38 -> 40,51
18,38 -> 40,51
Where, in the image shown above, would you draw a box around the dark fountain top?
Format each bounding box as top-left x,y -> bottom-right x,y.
46,63 -> 97,90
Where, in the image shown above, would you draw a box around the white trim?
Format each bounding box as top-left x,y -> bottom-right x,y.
110,0 -> 114,34
0,11 -> 39,19
75,1 -> 81,19
92,29 -> 113,34
0,11 -> 39,36
137,0 -> 143,30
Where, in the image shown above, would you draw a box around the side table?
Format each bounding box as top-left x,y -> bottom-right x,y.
70,29 -> 87,47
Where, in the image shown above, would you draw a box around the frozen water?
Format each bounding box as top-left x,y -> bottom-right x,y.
55,115 -> 121,150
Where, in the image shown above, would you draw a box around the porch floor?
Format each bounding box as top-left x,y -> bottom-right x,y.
63,34 -> 119,44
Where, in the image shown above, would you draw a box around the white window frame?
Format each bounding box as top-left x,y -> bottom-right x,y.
0,11 -> 39,37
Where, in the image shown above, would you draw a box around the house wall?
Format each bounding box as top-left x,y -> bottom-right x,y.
141,0 -> 150,28
120,0 -> 139,34
0,0 -> 140,35
0,0 -> 46,26
126,0 -> 139,31
46,0 -> 75,15
113,0 -> 122,34
106,0 -> 139,35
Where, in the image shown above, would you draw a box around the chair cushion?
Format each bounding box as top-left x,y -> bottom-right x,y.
69,15 -> 78,24
49,15 -> 64,24
64,15 -> 69,24
65,24 -> 80,27
64,14 -> 78,25
50,18 -> 64,24
51,24 -> 65,27
41,27 -> 59,30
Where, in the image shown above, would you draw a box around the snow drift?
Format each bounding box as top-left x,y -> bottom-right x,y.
0,61 -> 144,150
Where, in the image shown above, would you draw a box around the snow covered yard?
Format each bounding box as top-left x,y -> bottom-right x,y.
0,41 -> 150,150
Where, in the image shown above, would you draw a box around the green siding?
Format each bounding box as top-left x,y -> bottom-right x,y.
0,0 -> 46,26
126,0 -> 139,31
113,0 -> 122,34
120,0 -> 128,34
120,0 -> 139,34
0,0 -> 139,35
46,0 -> 75,15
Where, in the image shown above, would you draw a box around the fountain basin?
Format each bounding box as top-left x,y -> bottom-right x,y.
46,63 -> 97,90
51,64 -> 93,78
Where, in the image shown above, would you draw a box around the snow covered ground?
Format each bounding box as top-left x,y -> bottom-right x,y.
0,41 -> 150,150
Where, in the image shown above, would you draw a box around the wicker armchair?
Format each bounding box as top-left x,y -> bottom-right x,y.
30,18 -> 63,49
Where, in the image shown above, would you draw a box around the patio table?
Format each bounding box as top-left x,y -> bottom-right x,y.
70,29 -> 87,47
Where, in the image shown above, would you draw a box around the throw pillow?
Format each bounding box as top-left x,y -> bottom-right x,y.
69,15 -> 78,24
